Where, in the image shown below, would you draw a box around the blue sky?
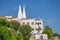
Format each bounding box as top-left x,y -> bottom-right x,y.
0,0 -> 60,34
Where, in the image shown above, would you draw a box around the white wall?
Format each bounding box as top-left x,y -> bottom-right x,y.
20,18 -> 43,33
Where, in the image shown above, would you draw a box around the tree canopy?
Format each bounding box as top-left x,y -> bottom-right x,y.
0,19 -> 7,26
10,21 -> 20,31
19,25 -> 32,40
0,26 -> 16,40
0,18 -> 32,40
42,25 -> 53,39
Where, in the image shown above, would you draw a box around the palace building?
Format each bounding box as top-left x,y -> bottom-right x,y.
0,5 -> 48,40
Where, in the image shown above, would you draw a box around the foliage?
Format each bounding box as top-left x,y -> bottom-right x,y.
0,19 -> 20,31
0,26 -> 16,40
0,18 -> 11,27
10,21 -> 20,31
16,33 -> 24,40
0,19 -> 7,26
42,25 -> 53,39
0,26 -> 24,40
19,25 -> 32,40
0,19 -> 24,40
0,18 -> 32,40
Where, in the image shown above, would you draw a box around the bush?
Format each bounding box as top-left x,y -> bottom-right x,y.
0,26 -> 16,40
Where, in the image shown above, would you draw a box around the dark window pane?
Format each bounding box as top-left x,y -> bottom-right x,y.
23,22 -> 25,24
31,22 -> 34,25
27,22 -> 29,25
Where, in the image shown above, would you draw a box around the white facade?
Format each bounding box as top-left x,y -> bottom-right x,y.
3,5 -> 48,40
20,18 -> 43,34
1,5 -> 44,33
17,5 -> 48,40
17,5 -> 44,34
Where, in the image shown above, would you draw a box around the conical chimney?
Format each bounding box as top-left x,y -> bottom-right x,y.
22,6 -> 26,18
17,5 -> 23,20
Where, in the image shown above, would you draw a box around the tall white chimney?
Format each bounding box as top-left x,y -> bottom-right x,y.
22,6 -> 26,18
17,5 -> 23,20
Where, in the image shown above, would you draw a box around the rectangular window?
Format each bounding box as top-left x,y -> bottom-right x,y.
23,22 -> 25,24
36,22 -> 41,25
31,22 -> 34,25
27,22 -> 30,25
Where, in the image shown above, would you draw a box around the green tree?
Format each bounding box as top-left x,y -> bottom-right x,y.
42,25 -> 53,39
0,26 -> 16,40
0,18 -> 10,27
19,25 -> 32,40
0,25 -> 24,40
16,33 -> 24,40
0,19 -> 24,40
10,21 -> 20,31
0,19 -> 7,26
